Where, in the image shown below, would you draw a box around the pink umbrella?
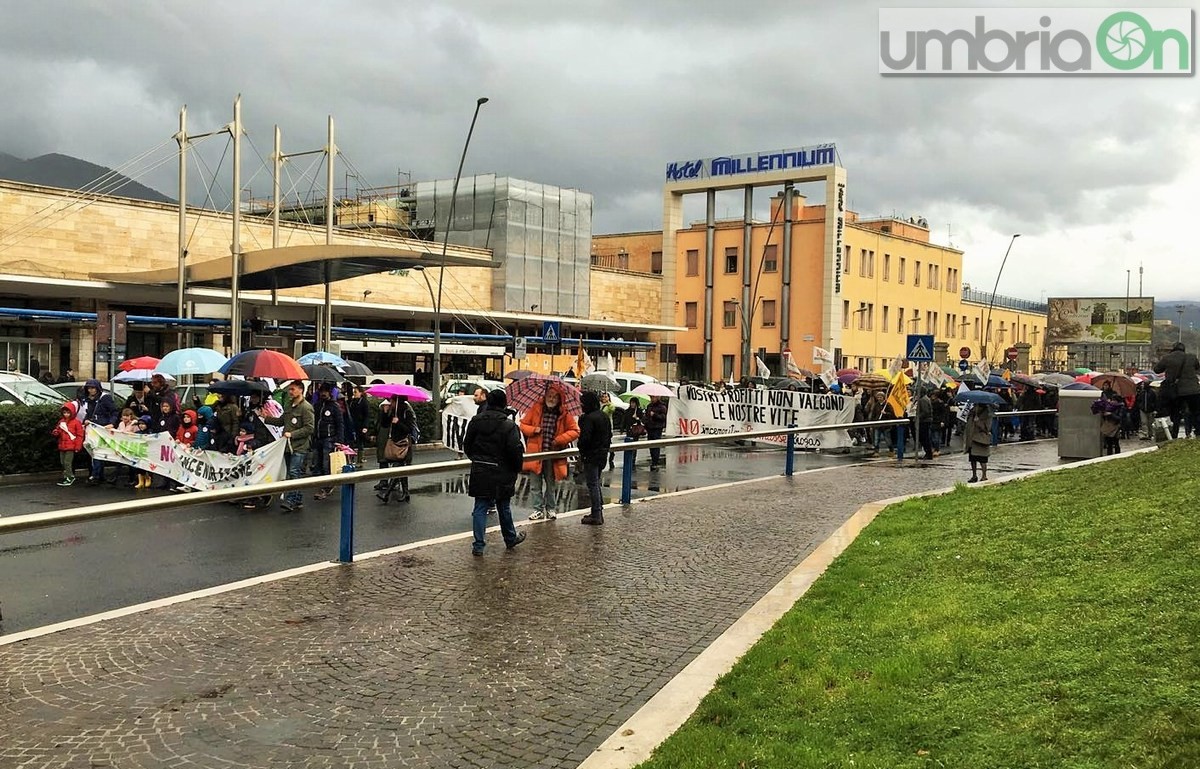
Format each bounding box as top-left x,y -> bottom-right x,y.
630,382 -> 674,398
365,383 -> 432,402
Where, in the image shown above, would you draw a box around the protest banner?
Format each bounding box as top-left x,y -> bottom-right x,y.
441,395 -> 480,453
84,424 -> 287,491
665,385 -> 856,449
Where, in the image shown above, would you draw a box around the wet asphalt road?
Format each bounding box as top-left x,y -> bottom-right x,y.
0,443 -> 861,636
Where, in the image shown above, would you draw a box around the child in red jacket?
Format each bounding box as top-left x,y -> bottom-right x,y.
52,401 -> 84,487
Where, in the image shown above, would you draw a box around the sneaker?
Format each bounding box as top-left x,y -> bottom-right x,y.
472,546 -> 485,557
546,509 -> 557,520
528,510 -> 548,521
505,531 -> 527,550
57,478 -> 72,487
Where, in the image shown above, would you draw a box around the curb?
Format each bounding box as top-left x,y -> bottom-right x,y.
576,443 -> 1159,769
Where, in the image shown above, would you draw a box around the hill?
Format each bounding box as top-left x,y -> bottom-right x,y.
0,152 -> 173,204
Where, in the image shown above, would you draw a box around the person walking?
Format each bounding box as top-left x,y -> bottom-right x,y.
312,383 -> 344,501
463,389 -> 527,556
963,403 -> 993,483
644,394 -> 669,470
519,384 -> 579,520
600,391 -> 618,469
260,380 -> 315,512
348,384 -> 371,465
577,391 -> 613,525
1153,342 -> 1200,439
377,395 -> 416,504
916,388 -> 935,460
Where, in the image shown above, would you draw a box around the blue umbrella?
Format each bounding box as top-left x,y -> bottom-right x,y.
297,351 -> 347,368
1062,382 -> 1099,391
955,389 -> 1005,406
156,347 -> 229,376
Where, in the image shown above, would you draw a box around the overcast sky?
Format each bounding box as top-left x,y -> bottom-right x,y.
2,0 -> 1197,303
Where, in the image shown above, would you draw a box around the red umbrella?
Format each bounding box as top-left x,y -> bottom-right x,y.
365,383 -> 432,402
118,355 -> 161,372
505,374 -> 581,416
219,349 -> 307,380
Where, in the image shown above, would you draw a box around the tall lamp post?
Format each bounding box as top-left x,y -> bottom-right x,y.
982,233 -> 1021,363
432,97 -> 488,439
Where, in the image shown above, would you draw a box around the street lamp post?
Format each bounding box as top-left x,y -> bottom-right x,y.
982,233 -> 1021,363
431,97 -> 488,439
1177,305 -> 1185,343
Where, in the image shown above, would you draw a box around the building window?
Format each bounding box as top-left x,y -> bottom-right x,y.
928,263 -> 938,289
898,257 -> 906,284
857,304 -> 867,330
723,301 -> 738,327
763,244 -> 778,273
869,250 -> 875,277
844,245 -> 851,273
912,308 -> 920,332
722,355 -> 735,381
762,299 -> 777,327
686,249 -> 699,276
882,305 -> 890,332
724,247 -> 738,274
685,302 -> 698,329
860,248 -> 869,277
897,307 -> 905,334
867,303 -> 874,331
883,253 -> 891,281
842,300 -> 851,329
946,314 -> 954,337
914,261 -> 921,287
974,318 -> 980,340
651,250 -> 663,275
1022,323 -> 1028,342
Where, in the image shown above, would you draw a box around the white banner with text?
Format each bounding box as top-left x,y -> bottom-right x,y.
666,385 -> 857,449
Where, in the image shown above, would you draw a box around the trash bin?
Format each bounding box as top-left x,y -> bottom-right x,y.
1057,388 -> 1102,459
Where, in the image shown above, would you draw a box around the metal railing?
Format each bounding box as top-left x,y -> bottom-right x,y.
0,413 -> 1055,559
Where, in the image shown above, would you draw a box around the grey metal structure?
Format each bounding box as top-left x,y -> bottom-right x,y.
415,174 -> 593,316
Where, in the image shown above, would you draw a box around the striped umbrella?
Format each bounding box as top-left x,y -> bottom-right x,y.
219,349 -> 307,381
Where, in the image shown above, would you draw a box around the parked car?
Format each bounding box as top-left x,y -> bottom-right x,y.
0,371 -> 73,406
51,381 -> 134,403
609,371 -> 660,396
441,379 -> 505,400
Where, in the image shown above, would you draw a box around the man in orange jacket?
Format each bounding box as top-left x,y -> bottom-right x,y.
519,385 -> 579,520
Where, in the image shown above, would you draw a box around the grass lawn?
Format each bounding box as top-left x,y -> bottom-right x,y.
638,441 -> 1200,769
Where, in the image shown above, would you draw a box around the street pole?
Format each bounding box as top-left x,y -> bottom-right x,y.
432,97 -> 488,439
982,233 -> 1020,364
1124,269 -> 1130,371
229,95 -> 243,355
175,105 -> 188,349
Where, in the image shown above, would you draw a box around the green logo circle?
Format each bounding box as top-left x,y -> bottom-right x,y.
1097,11 -> 1154,69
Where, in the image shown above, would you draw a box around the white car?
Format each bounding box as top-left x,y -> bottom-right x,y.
441,379 -> 505,400
0,371 -> 72,406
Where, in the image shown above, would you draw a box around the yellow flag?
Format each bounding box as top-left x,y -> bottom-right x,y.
886,370 -> 911,418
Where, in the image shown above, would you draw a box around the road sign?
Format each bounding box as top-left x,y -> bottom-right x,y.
1006,346 -> 1019,361
906,334 -> 934,362
958,346 -> 971,360
541,320 -> 561,346
514,337 -> 528,360
958,359 -> 970,372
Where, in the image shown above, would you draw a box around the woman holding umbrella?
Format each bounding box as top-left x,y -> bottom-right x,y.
518,384 -> 579,520
377,395 -> 416,504
963,402 -> 994,483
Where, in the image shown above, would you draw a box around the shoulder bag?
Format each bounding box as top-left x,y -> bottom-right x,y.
384,436 -> 412,462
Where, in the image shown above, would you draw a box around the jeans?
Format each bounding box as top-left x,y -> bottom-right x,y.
647,429 -> 664,467
530,461 -> 558,513
472,496 -> 517,552
584,460 -> 603,516
284,450 -> 307,506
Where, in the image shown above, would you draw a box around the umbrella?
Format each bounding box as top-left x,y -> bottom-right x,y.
1038,372 -> 1076,387
852,373 -> 891,391
209,379 -> 270,396
579,373 -> 620,392
1010,373 -> 1041,388
985,374 -> 1012,389
340,360 -> 373,377
1072,367 -> 1092,375
118,355 -> 161,372
220,349 -> 307,381
836,368 -> 861,379
621,392 -> 651,406
505,374 -> 582,416
1062,382 -> 1099,391
1089,373 -> 1137,399
504,369 -> 536,381
156,347 -> 228,376
955,389 -> 1005,406
302,364 -> 342,383
297,351 -> 348,367
112,369 -> 176,384
365,383 -> 432,401
630,382 -> 674,398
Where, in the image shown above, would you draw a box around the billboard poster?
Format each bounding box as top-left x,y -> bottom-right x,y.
1046,297 -> 1154,345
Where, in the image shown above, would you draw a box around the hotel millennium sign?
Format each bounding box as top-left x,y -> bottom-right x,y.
665,144 -> 838,182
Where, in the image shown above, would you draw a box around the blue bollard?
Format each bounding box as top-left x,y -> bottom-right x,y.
896,424 -> 907,460
785,430 -> 796,476
621,439 -> 635,505
338,462 -> 356,563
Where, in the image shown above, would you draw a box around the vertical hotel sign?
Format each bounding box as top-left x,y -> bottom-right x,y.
833,181 -> 846,294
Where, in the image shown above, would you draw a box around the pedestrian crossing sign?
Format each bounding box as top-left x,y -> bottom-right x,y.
541,320 -> 562,345
906,334 -> 934,362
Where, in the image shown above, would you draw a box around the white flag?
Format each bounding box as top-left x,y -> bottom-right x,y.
784,349 -> 805,378
974,359 -> 992,385
812,346 -> 835,367
755,355 -> 771,379
925,363 -> 947,388
604,352 -> 616,373
888,355 -> 904,378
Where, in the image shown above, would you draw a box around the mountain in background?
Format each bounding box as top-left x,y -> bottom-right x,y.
0,152 -> 173,204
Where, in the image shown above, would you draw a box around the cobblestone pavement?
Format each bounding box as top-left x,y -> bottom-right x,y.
0,441 -> 1065,768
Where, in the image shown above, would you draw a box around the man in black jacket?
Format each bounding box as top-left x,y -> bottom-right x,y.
577,390 -> 614,525
1154,342 -> 1200,438
312,383 -> 344,500
463,389 -> 527,556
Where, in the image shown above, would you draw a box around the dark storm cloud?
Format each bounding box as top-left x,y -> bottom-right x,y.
0,0 -> 1194,254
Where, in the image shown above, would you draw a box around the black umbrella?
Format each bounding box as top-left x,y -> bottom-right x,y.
210,379 -> 271,396
340,360 -> 373,377
580,373 -> 620,392
301,364 -> 341,383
